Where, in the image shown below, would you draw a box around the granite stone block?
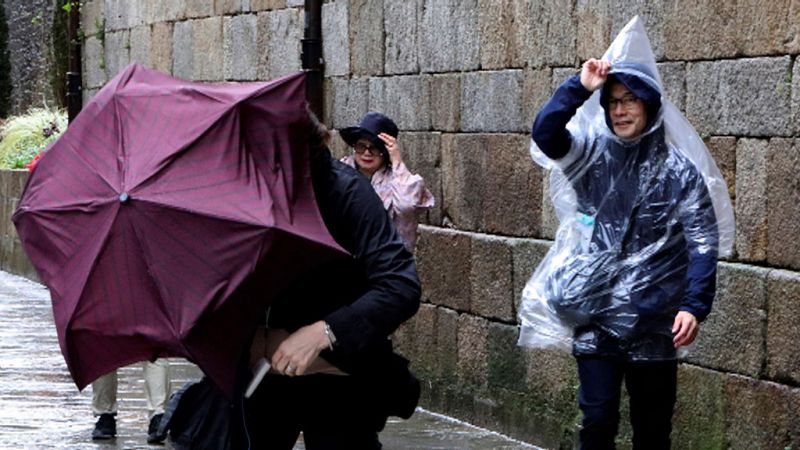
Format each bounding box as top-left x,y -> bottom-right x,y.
223,14 -> 258,80
483,134 -> 542,237
264,9 -> 302,79
150,22 -> 173,75
456,314 -> 490,388
419,0 -> 480,73
664,0 -> 737,60
684,263 -> 768,377
686,57 -> 792,137
329,77 -> 368,130
657,61 -> 685,112
397,132 -> 442,226
735,138 -> 768,261
672,364 -> 726,450
172,20 -> 193,79
415,226 -> 471,311
147,0 -> 186,23
515,0 -> 577,68
766,269 -> 800,384
250,0 -> 285,11
522,67 -> 553,130
368,75 -> 431,131
322,1 -> 349,77
461,70 -> 524,133
704,136 -> 737,209
470,235 -> 514,321
724,375 -> 800,450
349,0 -> 384,76
511,238 -> 551,316
430,74 -> 460,132
83,36 -> 107,88
193,17 -> 224,81
767,138 -> 800,269
103,30 -> 130,80
129,26 -> 151,67
384,0 -> 420,74
186,0 -> 215,19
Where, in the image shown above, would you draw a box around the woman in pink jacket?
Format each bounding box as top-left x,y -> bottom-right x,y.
339,112 -> 434,252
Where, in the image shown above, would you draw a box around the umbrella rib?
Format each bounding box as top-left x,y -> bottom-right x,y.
134,198 -> 272,229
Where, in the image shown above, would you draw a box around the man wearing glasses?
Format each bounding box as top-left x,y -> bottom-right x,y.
527,56 -> 720,450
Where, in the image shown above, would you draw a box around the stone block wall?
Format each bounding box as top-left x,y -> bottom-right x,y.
9,1 -> 786,448
0,170 -> 37,280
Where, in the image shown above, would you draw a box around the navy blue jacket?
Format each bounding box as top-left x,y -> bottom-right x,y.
532,75 -> 719,360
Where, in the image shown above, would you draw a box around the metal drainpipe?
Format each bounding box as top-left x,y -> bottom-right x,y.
301,0 -> 323,119
66,1 -> 82,124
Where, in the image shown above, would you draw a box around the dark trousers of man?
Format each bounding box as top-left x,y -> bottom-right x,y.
576,356 -> 677,450
243,373 -> 386,450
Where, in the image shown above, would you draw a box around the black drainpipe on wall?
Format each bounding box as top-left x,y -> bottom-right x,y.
302,0 -> 323,119
66,1 -> 82,124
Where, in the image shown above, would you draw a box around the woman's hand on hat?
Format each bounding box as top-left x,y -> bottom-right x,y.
580,58 -> 611,92
379,132 -> 402,168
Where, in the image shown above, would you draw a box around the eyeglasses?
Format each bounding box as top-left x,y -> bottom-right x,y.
353,142 -> 382,155
608,95 -> 642,111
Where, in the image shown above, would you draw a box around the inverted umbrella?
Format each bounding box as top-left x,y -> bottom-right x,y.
12,64 -> 347,396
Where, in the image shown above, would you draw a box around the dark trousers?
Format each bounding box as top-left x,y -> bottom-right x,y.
576,356 -> 677,450
243,374 -> 385,450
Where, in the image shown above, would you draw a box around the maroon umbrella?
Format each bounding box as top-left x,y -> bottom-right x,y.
12,64 -> 346,396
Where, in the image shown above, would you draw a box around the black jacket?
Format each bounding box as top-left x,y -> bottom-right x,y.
267,147 -> 421,412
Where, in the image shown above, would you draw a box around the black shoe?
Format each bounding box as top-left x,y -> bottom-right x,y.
91,413 -> 116,440
147,413 -> 167,444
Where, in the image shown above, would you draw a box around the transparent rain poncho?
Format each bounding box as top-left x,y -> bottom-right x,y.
517,17 -> 734,357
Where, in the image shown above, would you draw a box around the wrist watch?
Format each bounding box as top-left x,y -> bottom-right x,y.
323,321 -> 337,350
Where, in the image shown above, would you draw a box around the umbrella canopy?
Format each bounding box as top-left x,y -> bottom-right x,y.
12,64 -> 347,396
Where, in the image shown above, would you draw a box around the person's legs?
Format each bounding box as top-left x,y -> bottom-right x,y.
143,359 -> 170,418
624,360 -> 677,450
576,356 -> 625,450
299,375 -> 383,450
91,370 -> 118,416
243,374 -> 302,450
244,374 -> 384,450
91,370 -> 118,439
143,359 -> 171,443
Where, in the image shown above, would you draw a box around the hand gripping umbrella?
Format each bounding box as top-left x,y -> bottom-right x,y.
12,64 -> 347,396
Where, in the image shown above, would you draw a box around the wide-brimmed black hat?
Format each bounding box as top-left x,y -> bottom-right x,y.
339,112 -> 399,165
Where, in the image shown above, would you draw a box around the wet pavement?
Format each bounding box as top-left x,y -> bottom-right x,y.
0,271 -> 541,450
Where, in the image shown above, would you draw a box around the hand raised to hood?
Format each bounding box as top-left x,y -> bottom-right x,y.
580,58 -> 611,92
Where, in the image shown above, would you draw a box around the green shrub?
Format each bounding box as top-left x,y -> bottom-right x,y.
0,108 -> 67,169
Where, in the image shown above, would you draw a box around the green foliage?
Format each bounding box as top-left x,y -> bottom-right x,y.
0,108 -> 67,169
0,0 -> 11,118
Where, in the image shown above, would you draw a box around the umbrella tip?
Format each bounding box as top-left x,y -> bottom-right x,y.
119,192 -> 130,203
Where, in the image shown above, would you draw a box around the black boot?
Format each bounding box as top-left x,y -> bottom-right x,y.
147,413 -> 167,444
91,413 -> 116,440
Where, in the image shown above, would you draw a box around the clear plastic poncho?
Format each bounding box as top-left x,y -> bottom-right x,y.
517,17 -> 735,359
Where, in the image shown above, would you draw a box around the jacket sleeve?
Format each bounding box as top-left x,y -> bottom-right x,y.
677,170 -> 720,322
323,174 -> 422,356
531,75 -> 594,160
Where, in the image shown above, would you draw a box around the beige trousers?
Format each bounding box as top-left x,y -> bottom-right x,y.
91,359 -> 170,419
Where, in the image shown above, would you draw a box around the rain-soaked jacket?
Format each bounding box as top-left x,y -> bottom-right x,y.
517,17 -> 734,361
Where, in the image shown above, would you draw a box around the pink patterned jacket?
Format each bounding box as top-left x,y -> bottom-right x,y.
341,155 -> 434,252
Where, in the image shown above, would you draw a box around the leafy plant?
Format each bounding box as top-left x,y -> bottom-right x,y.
0,108 -> 67,169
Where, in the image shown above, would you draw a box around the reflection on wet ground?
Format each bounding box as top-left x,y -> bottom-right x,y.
0,271 -> 540,449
